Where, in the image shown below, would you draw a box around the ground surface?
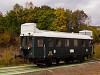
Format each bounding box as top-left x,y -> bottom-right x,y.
19,61 -> 100,75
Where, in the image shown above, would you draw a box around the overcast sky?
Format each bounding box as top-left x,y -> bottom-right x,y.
0,0 -> 100,26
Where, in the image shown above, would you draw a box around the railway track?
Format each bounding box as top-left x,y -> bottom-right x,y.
0,64 -> 37,75
0,59 -> 99,75
89,58 -> 100,62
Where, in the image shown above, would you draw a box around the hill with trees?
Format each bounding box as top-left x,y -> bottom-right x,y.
0,2 -> 99,48
0,2 -> 99,45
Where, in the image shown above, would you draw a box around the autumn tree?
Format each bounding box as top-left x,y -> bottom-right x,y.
71,10 -> 89,32
50,8 -> 67,32
1,2 -> 98,47
65,9 -> 73,32
0,12 -> 4,32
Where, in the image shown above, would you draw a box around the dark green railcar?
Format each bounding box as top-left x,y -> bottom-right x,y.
20,23 -> 94,67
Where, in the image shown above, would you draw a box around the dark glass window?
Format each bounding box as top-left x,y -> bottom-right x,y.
82,40 -> 85,47
74,40 -> 78,47
65,39 -> 69,47
56,39 -> 61,47
49,38 -> 53,47
38,39 -> 43,47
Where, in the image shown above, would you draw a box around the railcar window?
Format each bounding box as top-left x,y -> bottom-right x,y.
65,39 -> 69,47
21,37 -> 24,46
38,39 -> 43,47
56,39 -> 61,47
82,40 -> 85,47
21,37 -> 27,47
89,40 -> 92,47
74,40 -> 78,47
28,37 -> 32,46
49,38 -> 53,47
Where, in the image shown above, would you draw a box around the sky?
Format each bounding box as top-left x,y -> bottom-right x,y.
0,0 -> 100,26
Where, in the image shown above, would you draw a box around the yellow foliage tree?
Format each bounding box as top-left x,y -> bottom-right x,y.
50,8 -> 68,32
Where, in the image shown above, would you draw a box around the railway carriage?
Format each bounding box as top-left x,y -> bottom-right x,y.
20,23 -> 94,66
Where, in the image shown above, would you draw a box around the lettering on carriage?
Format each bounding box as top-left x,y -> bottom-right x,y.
48,51 -> 53,56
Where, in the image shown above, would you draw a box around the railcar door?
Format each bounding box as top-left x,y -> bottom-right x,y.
20,36 -> 33,58
34,38 -> 45,58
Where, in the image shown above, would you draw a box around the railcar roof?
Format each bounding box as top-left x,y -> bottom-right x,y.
20,30 -> 93,40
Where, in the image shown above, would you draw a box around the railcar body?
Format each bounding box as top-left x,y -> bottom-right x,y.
20,23 -> 94,66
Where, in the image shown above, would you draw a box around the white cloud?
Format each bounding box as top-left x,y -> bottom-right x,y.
0,0 -> 100,26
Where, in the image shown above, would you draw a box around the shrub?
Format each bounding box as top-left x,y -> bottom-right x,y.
2,45 -> 14,65
93,44 -> 100,58
15,37 -> 20,46
0,32 -> 10,47
1,45 -> 30,66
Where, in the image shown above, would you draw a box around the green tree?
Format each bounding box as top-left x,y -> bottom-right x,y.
34,5 -> 55,30
4,4 -> 23,34
20,2 -> 36,23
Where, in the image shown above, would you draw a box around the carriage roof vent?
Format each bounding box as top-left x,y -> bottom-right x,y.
21,23 -> 40,35
79,30 -> 93,37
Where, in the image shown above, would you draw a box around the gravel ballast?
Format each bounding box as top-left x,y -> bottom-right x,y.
19,61 -> 100,75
